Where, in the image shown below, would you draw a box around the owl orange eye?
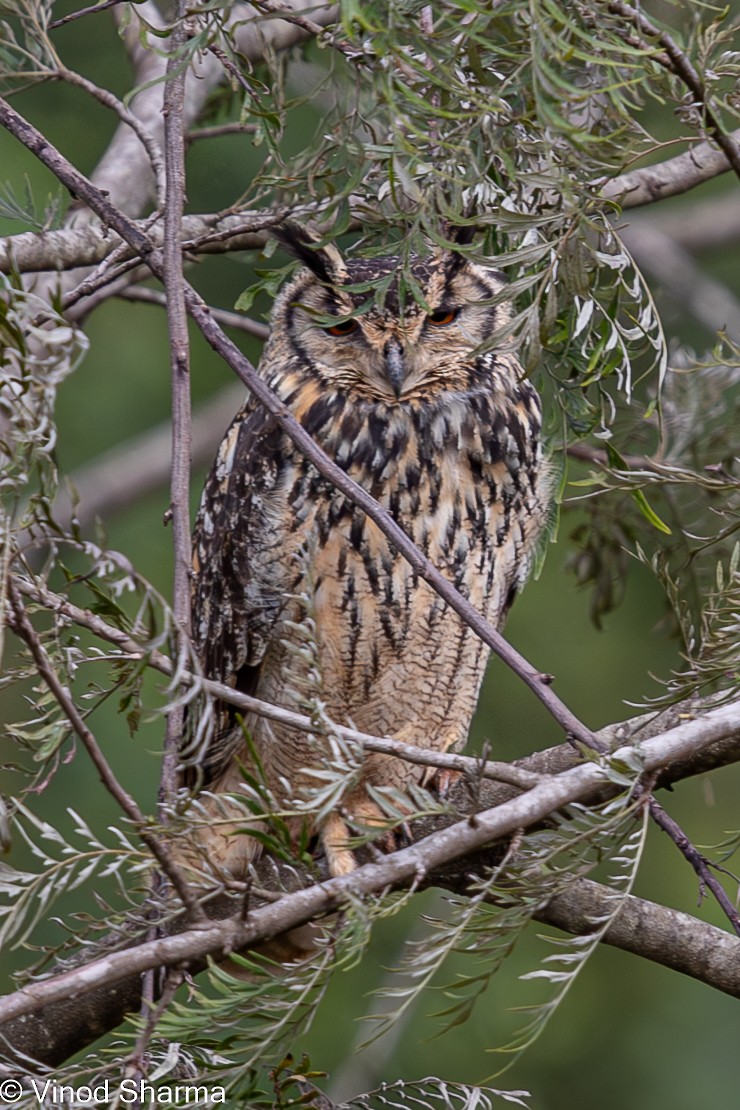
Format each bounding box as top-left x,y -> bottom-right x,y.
324,318 -> 358,336
427,309 -> 459,327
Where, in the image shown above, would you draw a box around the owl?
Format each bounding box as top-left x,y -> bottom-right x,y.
188,225 -> 550,879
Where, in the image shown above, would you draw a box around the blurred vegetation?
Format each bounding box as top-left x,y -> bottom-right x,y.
1,0 -> 740,1107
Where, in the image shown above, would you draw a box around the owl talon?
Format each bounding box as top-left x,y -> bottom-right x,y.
427,767 -> 462,800
391,820 -> 413,850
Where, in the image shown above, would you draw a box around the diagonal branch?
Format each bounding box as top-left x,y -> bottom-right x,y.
57,66 -> 166,203
647,797 -> 740,936
10,573 -> 546,792
0,93 -> 601,753
49,0 -> 127,29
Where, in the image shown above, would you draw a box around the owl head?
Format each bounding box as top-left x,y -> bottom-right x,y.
267,224 -> 512,404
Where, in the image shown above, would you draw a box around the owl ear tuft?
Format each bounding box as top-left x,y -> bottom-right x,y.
448,223 -> 478,247
272,223 -> 347,285
441,222 -> 479,279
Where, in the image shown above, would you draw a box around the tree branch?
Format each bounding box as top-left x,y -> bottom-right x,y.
3,156 -> 736,280
4,871 -> 738,1071
117,286 -> 270,339
603,129 -> 740,208
0,93 -> 602,754
0,211 -> 283,275
4,582 -> 205,923
0,697 -> 738,1050
58,66 -> 166,203
605,2 -> 740,183
49,0 -> 128,29
10,574 -> 547,792
647,797 -> 740,936
160,1 -> 192,807
535,878 -> 740,994
2,611 -> 738,1070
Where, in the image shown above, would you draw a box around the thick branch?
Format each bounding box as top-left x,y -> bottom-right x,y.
604,131 -> 740,207
4,144 -> 738,277
535,879 -> 740,994
0,212 -> 281,275
1,685 -> 738,1068
0,698 -> 738,1058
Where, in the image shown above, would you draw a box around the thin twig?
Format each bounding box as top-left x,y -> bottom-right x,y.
11,574 -> 546,791
62,252 -> 148,314
64,263 -> 154,321
648,796 -> 740,937
207,43 -> 256,96
186,122 -> 258,144
0,95 -> 603,754
250,0 -> 352,56
49,0 -> 127,30
58,67 -> 165,202
5,582 -> 205,922
125,968 -> 184,1079
566,441 -> 737,493
117,285 -> 270,338
160,6 -> 193,810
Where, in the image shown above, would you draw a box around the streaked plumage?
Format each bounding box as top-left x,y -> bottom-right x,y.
189,227 -> 550,876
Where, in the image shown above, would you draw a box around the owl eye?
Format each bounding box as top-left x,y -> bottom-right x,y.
323,318 -> 358,337
427,308 -> 459,327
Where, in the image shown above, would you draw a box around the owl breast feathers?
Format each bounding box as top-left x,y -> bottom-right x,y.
188,225 -> 550,877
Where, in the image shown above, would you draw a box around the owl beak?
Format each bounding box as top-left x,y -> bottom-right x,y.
384,338 -> 406,398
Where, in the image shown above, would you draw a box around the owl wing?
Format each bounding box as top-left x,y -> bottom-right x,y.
189,399 -> 291,779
